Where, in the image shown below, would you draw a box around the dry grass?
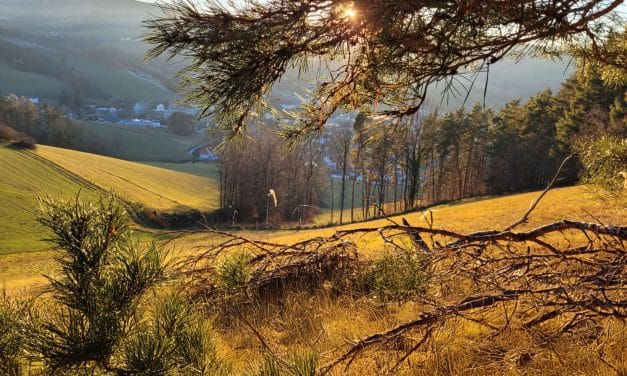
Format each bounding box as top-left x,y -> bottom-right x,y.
198,186 -> 626,375
268,186 -> 625,246
3,184 -> 625,375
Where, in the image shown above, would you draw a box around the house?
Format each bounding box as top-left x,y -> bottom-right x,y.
189,144 -> 218,162
118,119 -> 164,128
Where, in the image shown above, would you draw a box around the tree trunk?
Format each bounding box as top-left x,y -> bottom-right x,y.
339,140 -> 349,224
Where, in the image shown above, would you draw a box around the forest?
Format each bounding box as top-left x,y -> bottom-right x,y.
218,66 -> 626,224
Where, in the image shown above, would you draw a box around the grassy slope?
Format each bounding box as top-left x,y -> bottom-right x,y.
37,145 -> 219,212
78,121 -> 204,162
171,186 -> 627,374
4,183 -> 624,374
0,61 -> 64,99
0,144 -> 219,256
0,146 -> 100,255
164,185 -> 627,258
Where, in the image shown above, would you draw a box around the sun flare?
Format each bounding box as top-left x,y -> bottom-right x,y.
344,7 -> 357,19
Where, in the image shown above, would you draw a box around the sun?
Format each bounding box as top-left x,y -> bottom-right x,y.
344,7 -> 357,19
339,3 -> 358,20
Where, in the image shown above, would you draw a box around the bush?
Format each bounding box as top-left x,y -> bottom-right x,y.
577,136 -> 627,194
362,249 -> 430,302
122,293 -> 228,375
0,123 -> 20,141
0,293 -> 25,376
257,351 -> 319,376
0,122 -> 36,149
216,252 -> 251,293
10,136 -> 37,150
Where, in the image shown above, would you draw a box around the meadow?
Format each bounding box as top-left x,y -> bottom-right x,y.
2,182 -> 623,294
38,145 -> 219,212
0,145 -> 220,255
1,141 -> 625,375
0,146 -> 100,254
77,121 -> 206,162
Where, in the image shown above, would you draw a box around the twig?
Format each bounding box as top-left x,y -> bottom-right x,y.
505,155 -> 573,231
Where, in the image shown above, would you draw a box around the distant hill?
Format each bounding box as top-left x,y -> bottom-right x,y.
75,121 -> 207,162
0,0 -> 178,105
270,56 -> 573,112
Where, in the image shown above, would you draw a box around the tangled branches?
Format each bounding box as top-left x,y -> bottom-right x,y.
321,220 -> 626,373
145,0 -> 624,140
183,231 -> 362,313
184,218 -> 625,373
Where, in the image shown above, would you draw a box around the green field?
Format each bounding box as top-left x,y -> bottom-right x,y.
0,146 -> 100,254
78,121 -> 205,162
37,145 -> 220,212
0,145 -> 220,255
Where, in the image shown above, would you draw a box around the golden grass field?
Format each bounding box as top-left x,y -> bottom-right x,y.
2,183 -> 625,375
3,185 -> 623,291
0,145 -> 221,254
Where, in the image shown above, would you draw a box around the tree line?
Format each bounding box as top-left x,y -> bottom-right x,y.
219,66 -> 625,225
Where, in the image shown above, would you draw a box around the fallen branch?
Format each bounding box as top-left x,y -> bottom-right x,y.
505,155 -> 573,231
183,216 -> 626,374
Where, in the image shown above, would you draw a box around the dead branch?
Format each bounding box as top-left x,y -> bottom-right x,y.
183,217 -> 626,374
505,155 -> 574,231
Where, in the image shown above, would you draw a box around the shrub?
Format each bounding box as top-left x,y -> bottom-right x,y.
0,293 -> 26,376
216,252 -> 251,293
257,351 -> 319,376
20,195 -> 185,374
362,249 -> 430,302
0,123 -> 20,141
577,136 -> 627,194
0,122 -> 36,149
122,293 -> 228,375
10,136 -> 37,150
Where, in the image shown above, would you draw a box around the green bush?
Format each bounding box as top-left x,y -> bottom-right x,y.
216,252 -> 251,293
122,293 -> 228,375
256,351 -> 319,376
26,195 -> 168,373
577,136 -> 627,194
362,249 -> 430,303
0,293 -> 25,376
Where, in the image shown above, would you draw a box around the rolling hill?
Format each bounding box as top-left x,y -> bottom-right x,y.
0,145 -> 100,254
0,144 -> 220,255
76,121 -> 207,162
2,180 -> 624,293
0,0 -> 178,104
37,145 -> 219,212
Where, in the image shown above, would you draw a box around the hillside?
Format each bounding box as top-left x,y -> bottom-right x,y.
0,145 -> 100,254
0,144 -> 220,254
174,185 -> 626,253
37,145 -> 219,212
76,121 -> 206,162
0,0 -> 178,103
2,182 -> 625,373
